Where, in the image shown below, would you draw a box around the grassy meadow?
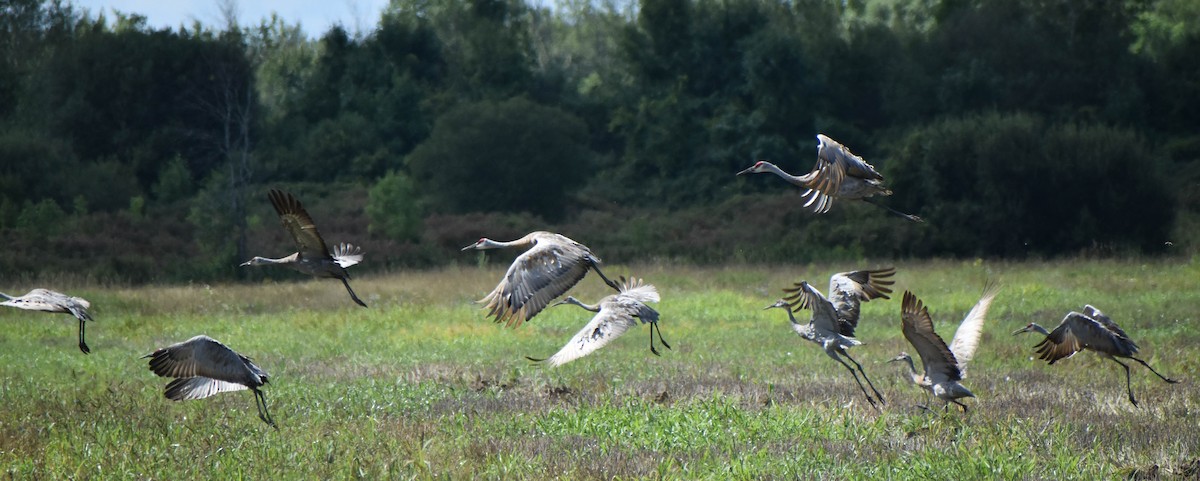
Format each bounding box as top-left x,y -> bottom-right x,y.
1,258 -> 1198,479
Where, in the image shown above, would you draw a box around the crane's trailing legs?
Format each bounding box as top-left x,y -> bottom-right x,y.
1108,355 -> 1180,407
77,317 -> 89,354
253,387 -> 278,429
589,261 -> 622,291
341,277 -> 368,308
648,321 -> 671,356
829,350 -> 883,410
862,197 -> 923,223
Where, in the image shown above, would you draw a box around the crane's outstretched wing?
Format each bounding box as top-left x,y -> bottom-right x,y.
163,377 -> 250,401
1034,311 -> 1137,364
827,267 -> 895,336
143,335 -> 261,382
1081,305 -> 1136,350
817,134 -> 884,181
0,289 -> 93,321
331,243 -> 364,268
900,291 -> 962,383
268,189 -> 331,260
948,282 -> 1001,374
537,282 -> 659,367
782,281 -> 840,334
481,243 -> 593,328
799,157 -> 843,214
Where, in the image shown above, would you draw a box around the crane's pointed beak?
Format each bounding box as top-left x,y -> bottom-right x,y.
461,243 -> 477,251
1011,327 -> 1029,336
736,166 -> 756,176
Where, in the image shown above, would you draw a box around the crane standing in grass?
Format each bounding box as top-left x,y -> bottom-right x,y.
463,231 -> 621,328
240,189 -> 367,307
1013,305 -> 1180,406
891,284 -> 1000,412
768,267 -> 896,409
143,335 -> 276,428
527,277 -> 668,366
737,134 -> 922,222
0,288 -> 94,354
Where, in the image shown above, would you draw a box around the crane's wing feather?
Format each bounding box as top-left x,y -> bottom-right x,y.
948,282 -> 1000,373
818,134 -> 884,180
827,267 -> 895,336
801,157 -> 844,214
1081,304 -> 1136,349
900,291 -> 962,383
1035,311 -> 1136,363
268,189 -> 331,259
331,243 -> 364,268
144,335 -> 260,382
481,243 -> 592,328
781,281 -> 840,334
540,289 -> 656,367
163,377 -> 249,401
0,289 -> 92,320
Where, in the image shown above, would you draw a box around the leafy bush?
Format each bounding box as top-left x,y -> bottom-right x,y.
367,170 -> 421,241
885,113 -> 1174,257
406,97 -> 593,220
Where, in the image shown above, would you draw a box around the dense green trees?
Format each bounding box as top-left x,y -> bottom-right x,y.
0,0 -> 1196,282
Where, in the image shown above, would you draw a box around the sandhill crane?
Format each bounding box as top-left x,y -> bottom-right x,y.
527,277 -> 668,367
769,267 -> 896,408
891,284 -> 1000,412
240,189 -> 367,307
142,335 -> 276,428
0,288 -> 93,354
737,134 -> 921,222
463,231 -> 621,328
1013,305 -> 1180,406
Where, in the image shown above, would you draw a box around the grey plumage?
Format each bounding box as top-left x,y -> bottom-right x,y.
0,288 -> 93,354
463,231 -> 620,328
142,335 -> 276,428
737,134 -> 921,222
529,277 -> 666,367
241,189 -> 367,307
1013,305 -> 1180,406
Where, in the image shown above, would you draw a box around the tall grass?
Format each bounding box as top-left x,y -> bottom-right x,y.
0,258 -> 1196,479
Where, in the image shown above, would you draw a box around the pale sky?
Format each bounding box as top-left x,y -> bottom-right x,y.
70,0 -> 393,39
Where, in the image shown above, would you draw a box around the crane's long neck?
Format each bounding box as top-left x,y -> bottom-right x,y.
243,255 -> 296,266
1027,323 -> 1052,336
762,162 -> 817,189
562,297 -> 601,312
479,233 -> 538,250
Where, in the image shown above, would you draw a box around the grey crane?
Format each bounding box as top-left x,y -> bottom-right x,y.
143,335 -> 276,428
1013,305 -> 1180,406
528,277 -> 667,366
240,189 -> 367,307
463,231 -> 621,328
0,288 -> 93,354
737,134 -> 921,222
891,284 -> 1000,412
768,267 -> 896,409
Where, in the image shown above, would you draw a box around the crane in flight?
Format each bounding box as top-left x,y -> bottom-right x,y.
738,134 -> 921,222
891,284 -> 1000,412
769,267 -> 896,409
527,277 -> 667,366
240,189 -> 367,307
463,231 -> 620,328
1013,305 -> 1180,406
143,335 -> 276,428
0,288 -> 94,354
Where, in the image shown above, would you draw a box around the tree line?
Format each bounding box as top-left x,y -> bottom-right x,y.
0,0 -> 1196,283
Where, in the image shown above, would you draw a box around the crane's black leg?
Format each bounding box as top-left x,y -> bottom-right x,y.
842,351 -> 884,405
1110,358 -> 1138,407
649,326 -> 661,356
340,277 -> 368,308
78,318 -> 90,354
653,322 -> 671,350
589,263 -> 622,291
950,399 -> 969,412
832,355 -> 879,411
255,389 -> 278,429
1130,356 -> 1181,384
862,197 -> 923,223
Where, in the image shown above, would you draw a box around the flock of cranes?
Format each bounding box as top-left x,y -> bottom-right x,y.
0,135 -> 1183,427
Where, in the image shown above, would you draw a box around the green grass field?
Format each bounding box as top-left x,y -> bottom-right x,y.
1,258 -> 1197,479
